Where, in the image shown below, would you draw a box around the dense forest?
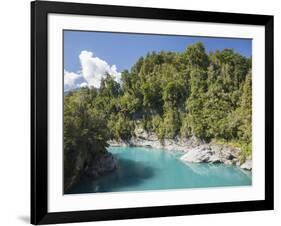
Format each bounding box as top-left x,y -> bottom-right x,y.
64,42 -> 252,191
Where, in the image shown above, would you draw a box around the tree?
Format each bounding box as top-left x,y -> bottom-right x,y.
64,89 -> 110,192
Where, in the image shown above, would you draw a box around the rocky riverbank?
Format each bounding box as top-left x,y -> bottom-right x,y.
108,128 -> 252,171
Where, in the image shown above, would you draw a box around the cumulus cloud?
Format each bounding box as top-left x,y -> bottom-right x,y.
64,70 -> 82,90
79,50 -> 121,88
64,50 -> 121,90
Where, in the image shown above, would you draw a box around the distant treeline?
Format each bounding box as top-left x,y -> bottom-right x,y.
64,42 -> 252,190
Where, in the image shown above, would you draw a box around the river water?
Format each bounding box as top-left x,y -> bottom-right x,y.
67,146 -> 252,194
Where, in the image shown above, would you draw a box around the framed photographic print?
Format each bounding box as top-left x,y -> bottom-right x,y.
31,0 -> 274,224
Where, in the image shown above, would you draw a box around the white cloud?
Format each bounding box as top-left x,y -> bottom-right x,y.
79,82 -> 88,88
64,70 -> 82,90
79,50 -> 121,88
64,50 -> 121,90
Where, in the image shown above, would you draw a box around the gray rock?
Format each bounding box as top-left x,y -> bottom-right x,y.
108,131 -> 203,153
180,144 -> 241,166
240,159 -> 252,171
64,149 -> 90,192
209,155 -> 221,164
85,152 -> 118,178
180,145 -> 213,163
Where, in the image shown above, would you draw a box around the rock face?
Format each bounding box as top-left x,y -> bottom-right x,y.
85,151 -> 118,178
64,150 -> 118,193
108,130 -> 202,152
180,144 -> 240,166
240,159 -> 252,171
64,149 -> 90,193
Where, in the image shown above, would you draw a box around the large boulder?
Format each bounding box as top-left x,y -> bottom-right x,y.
180,145 -> 213,163
240,159 -> 252,171
180,144 -> 240,165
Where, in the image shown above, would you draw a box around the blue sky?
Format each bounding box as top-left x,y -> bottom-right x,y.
63,30 -> 252,90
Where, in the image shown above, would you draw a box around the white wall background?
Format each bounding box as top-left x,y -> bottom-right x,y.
0,0 -> 279,225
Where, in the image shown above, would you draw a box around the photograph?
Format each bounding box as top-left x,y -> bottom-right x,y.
30,1 -> 273,224
63,30 -> 253,194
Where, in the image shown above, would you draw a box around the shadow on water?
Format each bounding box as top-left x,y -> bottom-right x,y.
67,158 -> 156,194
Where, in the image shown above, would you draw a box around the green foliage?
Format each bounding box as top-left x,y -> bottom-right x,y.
184,42 -> 209,69
163,81 -> 186,109
107,114 -> 135,141
161,109 -> 181,139
238,72 -> 252,143
64,89 -> 110,191
179,113 -> 191,138
100,73 -> 122,98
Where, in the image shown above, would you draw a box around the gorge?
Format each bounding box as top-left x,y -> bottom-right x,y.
64,42 -> 252,193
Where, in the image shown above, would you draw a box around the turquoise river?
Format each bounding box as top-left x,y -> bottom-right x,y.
68,146 -> 252,194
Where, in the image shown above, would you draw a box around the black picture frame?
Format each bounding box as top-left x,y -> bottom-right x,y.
31,0 -> 274,224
